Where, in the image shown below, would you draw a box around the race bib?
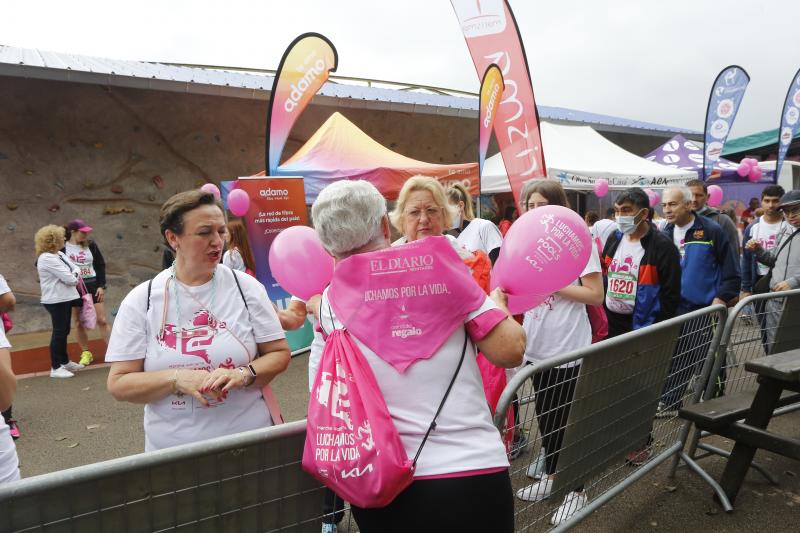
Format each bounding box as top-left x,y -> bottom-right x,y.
607,270 -> 638,302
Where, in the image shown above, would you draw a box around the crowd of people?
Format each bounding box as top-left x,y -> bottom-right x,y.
1,175 -> 799,532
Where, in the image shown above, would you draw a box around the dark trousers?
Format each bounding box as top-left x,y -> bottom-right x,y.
606,309 -> 634,339
351,470 -> 514,533
661,316 -> 714,408
751,289 -> 770,354
532,365 -> 580,475
322,488 -> 345,525
43,301 -> 73,369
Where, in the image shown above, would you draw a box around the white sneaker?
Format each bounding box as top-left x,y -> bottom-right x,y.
526,448 -> 547,479
63,361 -> 84,372
50,366 -> 74,378
550,491 -> 588,526
516,477 -> 553,502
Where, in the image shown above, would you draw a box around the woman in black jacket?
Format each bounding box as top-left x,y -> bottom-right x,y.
63,219 -> 109,366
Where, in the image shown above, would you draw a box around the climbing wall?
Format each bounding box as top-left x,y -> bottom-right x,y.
0,76 -> 479,334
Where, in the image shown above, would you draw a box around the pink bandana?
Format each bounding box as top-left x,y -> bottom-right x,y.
328,236 -> 487,373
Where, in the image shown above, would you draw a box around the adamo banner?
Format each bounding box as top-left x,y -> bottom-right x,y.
266,33 -> 338,175
776,68 -> 800,179
702,65 -> 750,180
236,177 -> 314,354
451,0 -> 546,204
479,64 -> 504,177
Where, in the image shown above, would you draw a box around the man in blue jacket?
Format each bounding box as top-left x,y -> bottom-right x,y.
660,186 -> 741,409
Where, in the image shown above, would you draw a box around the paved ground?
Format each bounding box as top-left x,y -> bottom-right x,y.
9,353 -> 800,531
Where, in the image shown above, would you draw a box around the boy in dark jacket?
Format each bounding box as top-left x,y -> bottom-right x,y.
602,188 -> 681,337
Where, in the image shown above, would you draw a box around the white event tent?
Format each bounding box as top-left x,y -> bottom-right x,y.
480,122 -> 697,194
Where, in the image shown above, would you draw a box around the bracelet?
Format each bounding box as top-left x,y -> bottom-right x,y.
170,369 -> 184,397
237,366 -> 256,388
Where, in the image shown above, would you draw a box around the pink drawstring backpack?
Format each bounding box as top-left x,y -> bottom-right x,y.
302,314 -> 468,508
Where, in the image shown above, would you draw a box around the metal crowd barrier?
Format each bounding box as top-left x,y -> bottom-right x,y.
681,289 -> 800,485
0,420 -> 348,533
495,305 -> 728,532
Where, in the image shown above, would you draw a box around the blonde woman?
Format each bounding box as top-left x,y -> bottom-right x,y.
35,225 -> 84,378
446,182 -> 503,261
390,175 -> 457,245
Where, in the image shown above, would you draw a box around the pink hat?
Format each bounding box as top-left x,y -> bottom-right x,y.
67,219 -> 93,233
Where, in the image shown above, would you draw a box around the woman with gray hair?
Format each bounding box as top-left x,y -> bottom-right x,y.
309,180 -> 524,533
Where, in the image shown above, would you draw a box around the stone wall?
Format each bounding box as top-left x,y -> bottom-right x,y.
0,77 -> 480,333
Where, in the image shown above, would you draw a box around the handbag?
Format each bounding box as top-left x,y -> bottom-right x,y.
753,228 -> 800,294
1,312 -> 11,334
77,277 -> 97,329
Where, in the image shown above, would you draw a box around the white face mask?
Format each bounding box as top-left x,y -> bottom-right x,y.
451,212 -> 462,230
616,209 -> 646,235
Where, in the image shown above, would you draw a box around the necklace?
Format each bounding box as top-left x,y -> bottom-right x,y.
170,261 -> 217,329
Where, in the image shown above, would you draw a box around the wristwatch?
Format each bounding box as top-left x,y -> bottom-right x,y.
237,364 -> 257,387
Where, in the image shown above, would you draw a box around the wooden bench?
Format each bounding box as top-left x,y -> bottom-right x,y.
681,349 -> 800,504
679,390 -> 800,431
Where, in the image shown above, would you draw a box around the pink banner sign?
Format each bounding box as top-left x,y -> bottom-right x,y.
328,236 -> 486,372
451,0 -> 546,204
479,64 -> 504,177
267,33 -> 338,174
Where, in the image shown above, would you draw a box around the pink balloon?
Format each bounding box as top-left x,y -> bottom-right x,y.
593,179 -> 609,198
748,165 -> 763,183
645,188 -> 661,208
227,189 -> 250,216
492,205 -> 592,312
737,161 -> 750,177
745,158 -> 759,167
200,183 -> 221,199
707,185 -> 724,207
269,226 -> 334,300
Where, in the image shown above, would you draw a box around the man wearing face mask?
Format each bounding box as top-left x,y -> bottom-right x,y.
687,179 -> 741,255
601,188 -> 682,338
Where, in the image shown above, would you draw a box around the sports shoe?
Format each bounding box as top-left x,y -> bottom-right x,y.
655,401 -> 676,419
63,361 -> 85,372
7,419 -> 20,440
79,350 -> 93,366
321,524 -> 337,533
516,477 -> 553,502
50,366 -> 74,379
550,491 -> 588,526
625,446 -> 653,466
526,448 -> 547,479
509,431 -> 529,460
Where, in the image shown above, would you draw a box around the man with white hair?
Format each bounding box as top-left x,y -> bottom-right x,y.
658,186 -> 740,411
662,186 -> 740,312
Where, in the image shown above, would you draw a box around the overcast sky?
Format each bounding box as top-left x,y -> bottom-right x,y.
2,0 -> 797,138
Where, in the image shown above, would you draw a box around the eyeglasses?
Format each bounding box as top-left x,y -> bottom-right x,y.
404,207 -> 443,220
784,205 -> 800,216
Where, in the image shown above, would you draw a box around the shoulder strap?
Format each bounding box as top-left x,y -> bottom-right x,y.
773,227 -> 800,259
146,279 -> 153,311
412,329 -> 469,467
231,270 -> 249,310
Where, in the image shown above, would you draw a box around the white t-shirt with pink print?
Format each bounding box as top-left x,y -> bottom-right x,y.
106,265 -> 286,451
